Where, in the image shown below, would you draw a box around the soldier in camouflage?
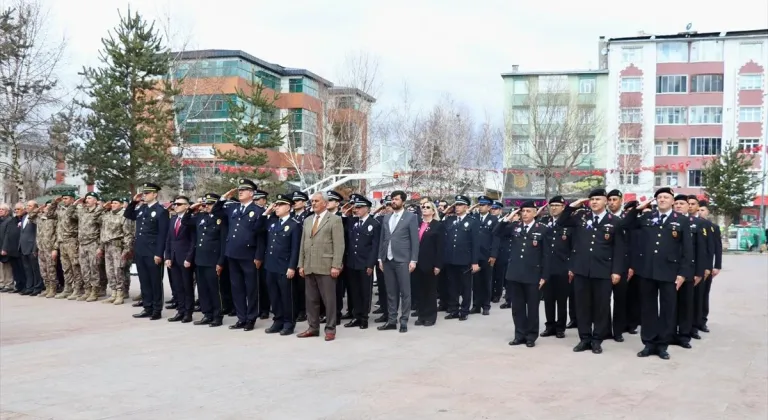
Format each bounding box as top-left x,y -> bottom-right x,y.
47,193 -> 83,299
70,192 -> 105,302
100,197 -> 135,305
28,200 -> 58,298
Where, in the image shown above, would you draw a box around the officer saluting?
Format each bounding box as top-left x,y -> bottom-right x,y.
442,194 -> 481,321
290,190 -> 311,322
494,201 -> 549,347
212,179 -> 266,331
537,195 -> 571,339
343,194 -> 381,330
124,183 -> 169,320
184,194 -> 227,327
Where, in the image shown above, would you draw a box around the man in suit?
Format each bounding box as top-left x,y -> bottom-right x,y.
1,203 -> 26,293
377,190 -> 419,333
344,194 -> 381,330
19,200 -> 43,295
165,196 -> 196,323
0,204 -> 13,292
297,191 -> 345,341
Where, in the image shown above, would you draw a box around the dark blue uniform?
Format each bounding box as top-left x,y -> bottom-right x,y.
345,215 -> 381,324
442,215 -> 480,318
182,211 -> 227,323
255,204 -> 271,318
538,214 -> 573,334
212,199 -> 265,326
469,213 -> 499,312
263,215 -> 301,333
702,222 -> 721,330
124,201 -> 168,316
675,214 -> 708,346
289,208 -> 312,318
373,213 -> 388,318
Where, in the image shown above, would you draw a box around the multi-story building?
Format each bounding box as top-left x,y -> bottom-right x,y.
171,49 -> 374,190
604,29 -> 768,198
500,66 -> 610,202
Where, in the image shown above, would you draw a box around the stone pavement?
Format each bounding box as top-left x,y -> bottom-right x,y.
1,254 -> 766,420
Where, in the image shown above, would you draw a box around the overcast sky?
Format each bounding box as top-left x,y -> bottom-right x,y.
41,0 -> 768,120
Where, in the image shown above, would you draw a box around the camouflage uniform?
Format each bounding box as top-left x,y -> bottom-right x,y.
73,204 -> 104,301
28,208 -> 57,297
47,202 -> 82,299
100,208 -> 135,304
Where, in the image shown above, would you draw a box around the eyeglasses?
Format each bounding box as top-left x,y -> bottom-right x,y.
420,205 -> 432,210
173,202 -> 188,206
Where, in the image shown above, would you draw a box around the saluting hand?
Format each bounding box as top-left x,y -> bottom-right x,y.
132,192 -> 142,202
224,188 -> 237,199
570,198 -> 589,208
190,202 -> 203,211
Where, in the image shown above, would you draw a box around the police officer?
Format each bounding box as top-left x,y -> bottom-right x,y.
290,190 -> 311,322
343,194 -> 381,329
623,200 -> 642,335
686,195 -> 713,340
696,200 -> 721,333
185,194 -> 227,327
212,179 -> 265,331
291,191 -> 312,224
558,189 -> 625,354
469,195 -> 499,316
442,195 -> 480,321
624,188 -> 693,360
671,194 -> 706,348
261,194 -> 301,335
253,189 -> 271,320
373,195 -> 391,321
538,195 -> 571,339
606,189 -> 631,342
495,201 -> 549,347
124,183 -> 169,320
489,200 -> 507,304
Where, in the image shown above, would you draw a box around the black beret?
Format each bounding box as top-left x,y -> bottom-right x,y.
588,188 -> 607,198
520,200 -> 536,209
654,187 -> 674,198
674,194 -> 689,202
549,195 -> 565,204
607,189 -> 623,199
237,178 -> 256,190
454,195 -> 470,205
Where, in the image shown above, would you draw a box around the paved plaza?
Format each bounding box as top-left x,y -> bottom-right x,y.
1,254 -> 767,420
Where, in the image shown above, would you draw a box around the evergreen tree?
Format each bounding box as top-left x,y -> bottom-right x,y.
76,8 -> 180,196
215,72 -> 288,187
702,143 -> 763,225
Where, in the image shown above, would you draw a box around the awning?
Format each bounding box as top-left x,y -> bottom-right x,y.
753,196 -> 768,206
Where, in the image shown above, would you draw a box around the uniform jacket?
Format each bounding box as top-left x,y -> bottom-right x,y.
72,205 -> 104,247
165,213 -> 196,264
687,215 -> 709,278
124,201 -> 169,258
557,206 -> 626,279
263,215 -> 301,274
0,215 -> 9,262
623,209 -> 693,282
182,211 -> 227,267
416,219 -> 444,272
711,223 -> 723,270
299,211 -> 345,275
537,214 -> 572,277
100,209 -> 135,251
442,214 -> 480,266
469,212 -> 500,262
378,210 -> 419,263
46,202 -> 79,249
494,220 -> 550,283
345,215 -> 381,270
212,199 -> 264,260
29,208 -> 56,252
1,216 -> 22,257
19,213 -> 37,255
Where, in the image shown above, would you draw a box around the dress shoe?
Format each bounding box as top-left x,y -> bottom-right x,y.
637,346 -> 655,357
469,306 -> 481,314
297,329 -> 320,338
482,308 -> 490,316
20,290 -> 32,296
30,290 -> 41,296
509,338 -> 525,346
209,318 -> 223,327
414,319 -> 425,326
133,310 -> 151,318
458,315 -> 468,321
423,321 -> 435,327
279,328 -> 294,336
591,343 -> 603,354
229,321 -> 246,330
150,313 -> 162,320
377,323 -> 396,331
165,298 -> 175,304
614,334 -> 624,342
359,321 -> 368,329
168,313 -> 184,322
678,341 -> 692,349
132,301 -> 143,307
691,332 -> 702,340
657,349 -> 671,360
566,321 -> 577,329
259,312 -> 269,320
374,315 -> 387,323
372,307 -> 383,314
324,331 -> 336,341
399,324 -> 407,333
296,312 -> 307,322
181,315 -> 193,323
165,303 -> 178,310
556,332 -> 565,339
573,341 -> 591,352
194,317 -> 212,325
265,324 -> 282,334
540,329 -> 556,337
344,319 -> 361,328
444,313 -> 459,320
341,312 -> 354,320
243,321 -> 256,331
699,325 -> 710,333
526,341 -> 535,348
500,302 -> 510,309
627,328 -> 638,335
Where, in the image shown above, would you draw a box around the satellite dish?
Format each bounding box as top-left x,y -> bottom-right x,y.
601,48 -> 608,56
686,23 -> 693,31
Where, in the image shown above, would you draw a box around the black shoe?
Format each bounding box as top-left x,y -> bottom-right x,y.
229,321 -> 246,330
150,312 -> 162,320
591,342 -> 603,354
700,325 -> 710,333
657,349 -> 670,360
296,312 -> 307,322
423,321 -> 435,327
469,306 -> 481,314
209,318 -> 223,327
165,303 -> 178,310
194,317 -> 212,326
377,323 -> 396,331
540,329 -> 556,337
279,328 -> 294,336
573,341 -> 591,352
132,301 -> 143,307
20,290 -> 32,296
359,321 -> 368,330
181,315 -> 193,323
444,313 -> 459,320
566,321 -> 577,329
509,338 -> 525,346
341,312 -> 354,320
627,328 -> 638,335
526,341 -> 535,348
265,324 -> 282,334
500,302 -> 510,309
165,298 -> 175,304
193,305 -> 201,313
168,313 -> 184,322
372,307 -> 384,314
319,315 -> 327,324
678,341 -> 692,349
637,346 -> 654,357
614,334 -> 624,342
399,324 -> 407,333
374,315 -> 387,323
556,331 -> 566,339
415,319 -> 425,326
133,310 -> 151,318
243,321 -> 255,331
30,290 -> 41,296
259,312 -> 270,320
482,308 -> 490,316
344,319 -> 361,328
458,315 -> 468,321
691,332 -> 702,340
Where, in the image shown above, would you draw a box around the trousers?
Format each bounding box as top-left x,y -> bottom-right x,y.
383,260 -> 412,325
574,275 -> 612,344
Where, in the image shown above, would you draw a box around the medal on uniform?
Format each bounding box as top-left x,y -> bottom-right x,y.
487,220 -> 492,226
703,228 -> 707,236
138,211 -> 143,217
464,222 -> 469,227
151,211 -> 156,217
249,211 -> 254,217
532,240 -> 538,246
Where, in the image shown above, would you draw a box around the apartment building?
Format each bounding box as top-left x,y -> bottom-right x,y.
604,29 -> 768,197
171,50 -> 374,189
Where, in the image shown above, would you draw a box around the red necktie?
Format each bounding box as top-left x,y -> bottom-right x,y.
174,217 -> 181,236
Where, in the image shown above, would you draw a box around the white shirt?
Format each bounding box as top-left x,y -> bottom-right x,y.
239,200 -> 253,213
658,209 -> 673,221
592,210 -> 607,224
279,215 -> 289,225
21,215 -> 28,229
358,215 -> 369,226
387,210 -> 404,260
313,210 -> 328,227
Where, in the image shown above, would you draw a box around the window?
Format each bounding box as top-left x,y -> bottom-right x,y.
335,96 -> 359,109
666,172 -> 679,186
739,107 -> 762,122
619,172 -> 640,185
581,138 -> 593,154
512,108 -> 529,124
511,136 -> 528,154
657,42 -> 689,63
513,79 -> 529,94
688,170 -> 705,187
535,137 -> 559,151
655,172 -> 679,187
289,109 -> 319,133
579,78 -> 596,94
655,141 -> 663,156
578,108 -> 595,124
689,106 -> 723,124
740,42 -> 763,63
656,107 -> 687,125
538,75 -> 568,92
621,108 -> 642,123
536,106 -> 567,124
288,78 -> 319,98
689,137 -> 722,156
619,139 -> 642,154
621,47 -> 643,63
690,75 -> 724,93
690,41 -> 723,62
620,77 -> 642,92
185,121 -> 232,144
666,141 -> 679,156
740,74 -> 763,90
657,75 -> 687,93
739,138 -> 760,153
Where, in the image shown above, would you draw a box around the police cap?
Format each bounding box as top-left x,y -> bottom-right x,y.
273,193 -> 293,206
454,195 -> 470,206
142,183 -> 161,193
477,195 -> 492,205
292,191 -> 309,202
327,190 -> 343,202
237,179 -> 256,190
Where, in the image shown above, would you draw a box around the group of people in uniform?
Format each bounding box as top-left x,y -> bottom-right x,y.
3,179 -> 723,359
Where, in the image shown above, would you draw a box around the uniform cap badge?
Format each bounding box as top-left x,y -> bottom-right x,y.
464,222 -> 469,227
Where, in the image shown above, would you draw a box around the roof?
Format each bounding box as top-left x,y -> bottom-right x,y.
172,49 -> 334,87
501,69 -> 608,78
328,87 -> 377,103
608,28 -> 768,43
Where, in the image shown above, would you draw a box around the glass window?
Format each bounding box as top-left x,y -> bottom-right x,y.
657,42 -> 689,63
689,137 -> 722,156
511,136 -> 528,154
655,107 -> 687,125
538,75 -> 568,92
581,137 -> 593,154
690,41 -> 724,62
688,170 -> 705,187
621,108 -> 642,123
621,47 -> 643,64
619,139 -> 642,154
739,107 -> 762,122
657,75 -> 688,93
738,138 -> 760,153
512,108 -> 529,124
690,75 -> 724,93
513,79 -> 529,94
579,78 -> 596,94
289,109 -> 319,134
185,121 -> 232,144
689,106 -> 723,124
176,94 -> 233,121
654,141 -> 663,156
578,108 -> 595,124
288,78 -> 319,98
667,141 -> 679,156
535,106 -> 567,123
256,71 -> 280,90
619,172 -> 640,185
666,172 -> 679,187
620,77 -> 642,92
739,74 -> 763,90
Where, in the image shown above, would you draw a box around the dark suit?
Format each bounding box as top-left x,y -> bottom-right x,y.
183,211 -> 227,320
1,216 -> 25,291
470,213 -> 499,311
19,214 -> 42,293
346,215 -> 381,322
442,214 -> 480,317
290,209 -> 312,317
414,220 -> 444,324
264,215 -> 301,331
165,214 -> 196,316
255,204 -> 271,318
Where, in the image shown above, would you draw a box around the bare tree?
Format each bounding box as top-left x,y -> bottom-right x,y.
0,0 -> 64,202
504,80 -> 603,198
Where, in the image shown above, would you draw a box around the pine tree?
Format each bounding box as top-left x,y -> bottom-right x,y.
702,143 -> 763,225
76,8 -> 180,196
215,72 -> 288,187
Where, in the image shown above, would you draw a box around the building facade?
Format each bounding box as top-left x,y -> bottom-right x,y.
604,29 -> 768,197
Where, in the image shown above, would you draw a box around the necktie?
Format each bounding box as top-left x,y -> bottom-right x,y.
311,215 -> 320,237
593,215 -> 600,226
240,205 -> 245,214
660,214 -> 667,224
174,217 -> 181,236
522,225 -> 528,235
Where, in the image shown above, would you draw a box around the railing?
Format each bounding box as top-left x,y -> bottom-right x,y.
302,172 -> 393,195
